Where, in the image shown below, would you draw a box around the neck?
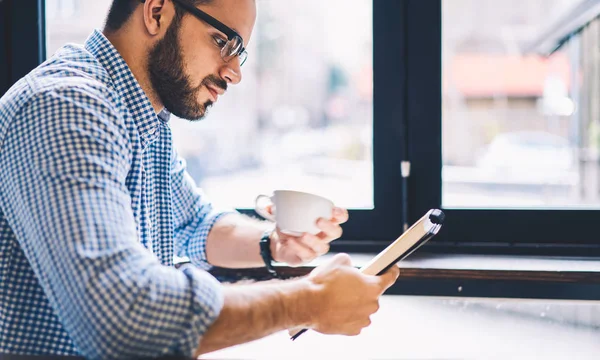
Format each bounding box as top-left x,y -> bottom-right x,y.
103,29 -> 164,114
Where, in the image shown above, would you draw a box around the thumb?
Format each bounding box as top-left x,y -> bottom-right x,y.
377,265 -> 400,291
331,253 -> 353,267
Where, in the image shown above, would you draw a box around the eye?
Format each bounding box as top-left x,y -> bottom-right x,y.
213,35 -> 227,49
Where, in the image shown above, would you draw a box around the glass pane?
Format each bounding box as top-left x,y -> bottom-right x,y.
46,0 -> 111,57
170,0 -> 373,209
443,0 -> 600,209
46,0 -> 374,210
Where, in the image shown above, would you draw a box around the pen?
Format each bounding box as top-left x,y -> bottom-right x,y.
290,328 -> 307,340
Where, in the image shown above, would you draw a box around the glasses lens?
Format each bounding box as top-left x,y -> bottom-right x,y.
238,50 -> 248,66
221,36 -> 243,60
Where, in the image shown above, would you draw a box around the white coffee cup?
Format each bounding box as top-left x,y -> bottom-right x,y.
255,190 -> 334,236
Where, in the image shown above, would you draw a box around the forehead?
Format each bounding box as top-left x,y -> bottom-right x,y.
198,0 -> 256,44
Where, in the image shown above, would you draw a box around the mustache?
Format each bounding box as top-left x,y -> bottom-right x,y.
199,75 -> 228,93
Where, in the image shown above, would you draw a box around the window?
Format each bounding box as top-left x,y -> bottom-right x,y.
169,0 -> 374,210
47,0 -> 374,210
443,0 -> 597,209
46,0 -> 107,57
410,0 -> 600,253
28,0 -> 600,254
47,1 -> 375,210
44,0 -> 404,242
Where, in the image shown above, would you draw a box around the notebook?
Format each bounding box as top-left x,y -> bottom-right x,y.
290,209 -> 445,340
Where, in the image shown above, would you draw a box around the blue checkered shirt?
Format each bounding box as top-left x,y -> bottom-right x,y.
0,30 -> 233,359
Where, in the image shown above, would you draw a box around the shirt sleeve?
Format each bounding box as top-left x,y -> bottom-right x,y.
0,86 -> 223,359
170,146 -> 238,270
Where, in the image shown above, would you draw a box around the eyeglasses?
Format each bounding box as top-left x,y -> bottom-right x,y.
170,0 -> 248,66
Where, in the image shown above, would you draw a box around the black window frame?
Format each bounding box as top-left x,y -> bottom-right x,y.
0,0 -> 45,95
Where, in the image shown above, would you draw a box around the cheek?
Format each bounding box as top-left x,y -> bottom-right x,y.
185,48 -> 221,87
178,30 -> 221,82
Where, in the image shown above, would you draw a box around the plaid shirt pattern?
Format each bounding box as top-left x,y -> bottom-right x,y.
0,30 -> 232,359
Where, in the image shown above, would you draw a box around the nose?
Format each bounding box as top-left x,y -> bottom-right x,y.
219,57 -> 242,85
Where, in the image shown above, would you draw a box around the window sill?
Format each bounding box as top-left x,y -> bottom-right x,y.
207,252 -> 600,301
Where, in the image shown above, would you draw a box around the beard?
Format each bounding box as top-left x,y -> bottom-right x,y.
148,14 -> 228,122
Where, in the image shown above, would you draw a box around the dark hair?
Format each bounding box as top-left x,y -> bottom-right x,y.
104,0 -> 211,32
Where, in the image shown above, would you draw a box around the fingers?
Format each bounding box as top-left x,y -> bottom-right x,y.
313,207 -> 347,243
330,252 -> 352,267
316,219 -> 343,243
332,207 -> 349,224
376,265 -> 400,292
288,327 -> 304,337
291,232 -> 330,255
284,238 -> 318,264
344,318 -> 372,336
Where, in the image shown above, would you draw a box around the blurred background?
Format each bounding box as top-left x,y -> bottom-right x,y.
442,0 -> 600,209
47,0 -> 374,210
46,0 -> 600,212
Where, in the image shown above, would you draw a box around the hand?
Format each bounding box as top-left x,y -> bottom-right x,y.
269,207 -> 349,267
293,253 -> 400,336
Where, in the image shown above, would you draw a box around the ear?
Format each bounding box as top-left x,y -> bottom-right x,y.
141,0 -> 176,36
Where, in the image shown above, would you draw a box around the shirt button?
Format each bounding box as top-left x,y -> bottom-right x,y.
148,128 -> 156,135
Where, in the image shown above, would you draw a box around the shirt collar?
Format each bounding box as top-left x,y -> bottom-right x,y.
84,29 -> 166,148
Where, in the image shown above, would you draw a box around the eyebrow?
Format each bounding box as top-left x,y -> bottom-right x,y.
212,26 -> 240,35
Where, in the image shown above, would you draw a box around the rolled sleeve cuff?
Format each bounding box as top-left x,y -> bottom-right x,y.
178,264 -> 224,356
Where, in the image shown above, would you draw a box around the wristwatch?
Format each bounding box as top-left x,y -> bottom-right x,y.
259,228 -> 278,277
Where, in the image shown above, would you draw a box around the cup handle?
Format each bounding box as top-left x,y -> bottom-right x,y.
255,194 -> 276,222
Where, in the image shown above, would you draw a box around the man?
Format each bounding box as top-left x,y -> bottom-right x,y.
0,0 -> 399,358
